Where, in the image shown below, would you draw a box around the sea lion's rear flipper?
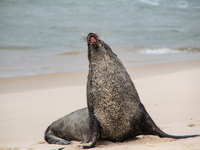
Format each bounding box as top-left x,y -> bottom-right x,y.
141,111 -> 200,139
44,126 -> 71,145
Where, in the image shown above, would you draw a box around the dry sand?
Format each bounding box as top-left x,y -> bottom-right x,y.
0,59 -> 200,150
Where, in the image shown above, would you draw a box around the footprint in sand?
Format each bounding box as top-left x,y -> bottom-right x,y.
188,124 -> 200,127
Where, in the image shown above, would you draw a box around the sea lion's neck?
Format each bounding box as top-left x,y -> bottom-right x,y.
89,52 -> 110,69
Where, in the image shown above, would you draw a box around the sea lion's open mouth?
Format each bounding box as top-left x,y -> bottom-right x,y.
90,36 -> 97,44
87,33 -> 98,45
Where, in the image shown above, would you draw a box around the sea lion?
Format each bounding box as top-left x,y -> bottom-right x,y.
44,33 -> 200,148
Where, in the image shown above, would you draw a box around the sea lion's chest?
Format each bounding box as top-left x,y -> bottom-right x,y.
92,90 -> 143,142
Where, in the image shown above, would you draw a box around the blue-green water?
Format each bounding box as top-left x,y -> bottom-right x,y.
1,0 -> 200,77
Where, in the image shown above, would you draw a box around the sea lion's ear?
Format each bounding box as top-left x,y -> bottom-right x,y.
104,42 -> 111,50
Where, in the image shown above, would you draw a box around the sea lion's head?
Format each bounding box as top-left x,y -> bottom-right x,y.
87,33 -> 100,49
87,33 -> 117,63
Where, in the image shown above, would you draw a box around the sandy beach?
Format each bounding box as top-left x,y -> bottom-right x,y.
0,59 -> 200,150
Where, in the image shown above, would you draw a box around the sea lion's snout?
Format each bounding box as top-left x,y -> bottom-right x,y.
87,33 -> 99,46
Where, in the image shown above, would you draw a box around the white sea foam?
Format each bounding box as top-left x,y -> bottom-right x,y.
138,0 -> 159,6
139,48 -> 183,54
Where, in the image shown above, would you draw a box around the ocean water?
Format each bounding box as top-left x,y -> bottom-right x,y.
0,0 -> 200,77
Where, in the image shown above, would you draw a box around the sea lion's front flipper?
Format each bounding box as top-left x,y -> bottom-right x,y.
77,111 -> 100,149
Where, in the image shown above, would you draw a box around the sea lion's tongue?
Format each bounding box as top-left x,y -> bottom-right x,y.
90,37 -> 97,44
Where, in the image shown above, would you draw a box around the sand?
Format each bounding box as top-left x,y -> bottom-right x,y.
0,59 -> 200,150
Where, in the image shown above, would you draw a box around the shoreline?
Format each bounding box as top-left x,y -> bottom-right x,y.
1,51 -> 200,79
1,59 -> 200,94
0,59 -> 200,149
